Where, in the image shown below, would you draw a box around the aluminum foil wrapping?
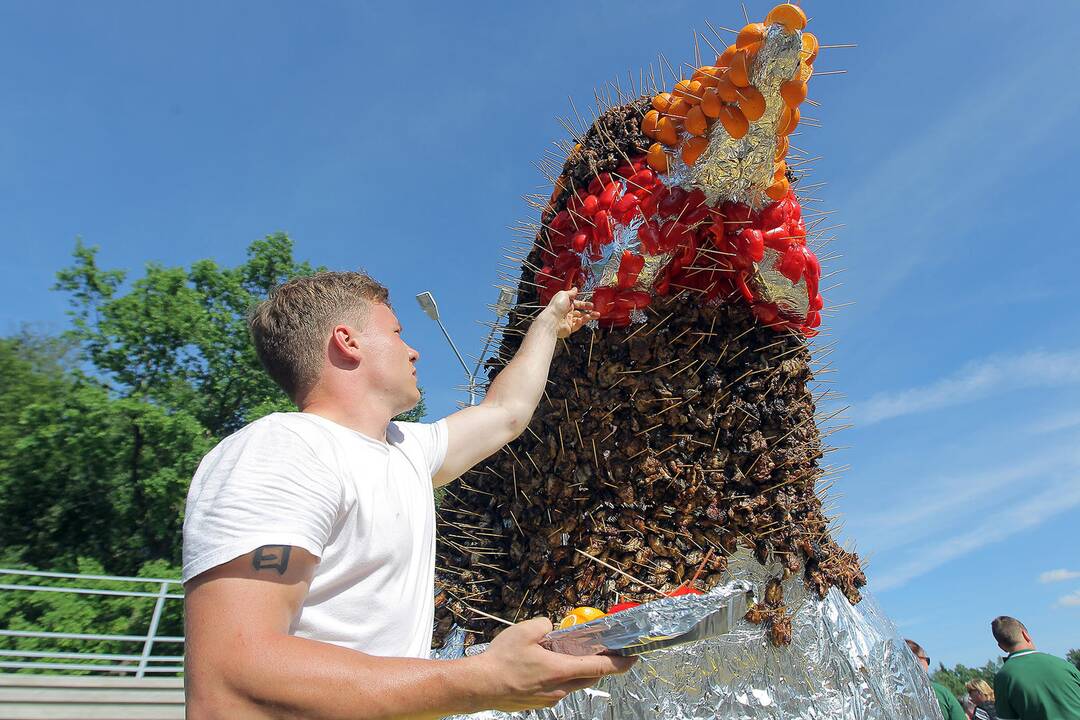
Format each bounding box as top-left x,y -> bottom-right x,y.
670,24 -> 802,209
439,552 -> 940,720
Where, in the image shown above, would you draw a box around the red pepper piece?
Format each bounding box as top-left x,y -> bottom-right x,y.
571,231 -> 589,254
598,183 -> 620,211
735,273 -> 755,302
608,601 -> 641,613
659,221 -> 691,253
762,225 -> 790,250
679,235 -> 697,266
593,210 -> 613,244
581,194 -> 599,216
615,163 -> 635,179
753,303 -> 779,324
628,169 -> 656,192
737,228 -> 765,263
658,186 -> 688,218
760,199 -> 787,230
810,293 -> 823,312
776,246 -> 806,282
588,173 -> 612,195
612,192 -> 640,224
591,287 -> 615,315
667,586 -> 703,597
617,251 -> 646,289
637,221 -> 661,255
638,189 -> 660,218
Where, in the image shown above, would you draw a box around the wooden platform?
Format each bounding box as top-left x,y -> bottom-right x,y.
0,674 -> 184,719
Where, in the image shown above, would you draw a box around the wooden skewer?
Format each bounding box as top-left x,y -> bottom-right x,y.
574,548 -> 665,595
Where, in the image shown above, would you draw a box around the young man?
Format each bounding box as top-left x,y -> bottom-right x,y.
182,272 -> 635,719
905,638 -> 966,720
990,616 -> 1080,720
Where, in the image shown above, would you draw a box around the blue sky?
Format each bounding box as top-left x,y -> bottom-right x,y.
2,1 -> 1078,666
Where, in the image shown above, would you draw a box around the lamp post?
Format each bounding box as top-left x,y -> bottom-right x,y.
416,288 -> 514,407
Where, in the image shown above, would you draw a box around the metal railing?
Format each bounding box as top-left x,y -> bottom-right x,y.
0,567 -> 184,676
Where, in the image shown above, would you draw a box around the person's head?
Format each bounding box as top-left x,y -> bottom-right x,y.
904,639 -> 931,673
965,678 -> 994,705
991,615 -> 1034,653
249,271 -> 420,414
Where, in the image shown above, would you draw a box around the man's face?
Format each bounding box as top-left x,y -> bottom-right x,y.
357,303 -> 420,413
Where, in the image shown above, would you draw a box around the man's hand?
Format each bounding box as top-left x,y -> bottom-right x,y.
542,288 -> 599,339
470,617 -> 637,711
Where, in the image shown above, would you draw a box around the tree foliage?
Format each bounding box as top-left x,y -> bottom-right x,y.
931,658 -> 1003,698
1,233 -> 425,583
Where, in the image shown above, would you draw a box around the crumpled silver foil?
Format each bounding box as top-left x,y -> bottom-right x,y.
671,24 -> 802,210
439,552 -> 939,719
543,580 -> 751,656
754,247 -> 810,320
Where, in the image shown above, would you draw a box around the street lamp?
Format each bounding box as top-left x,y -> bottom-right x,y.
416,288 -> 514,407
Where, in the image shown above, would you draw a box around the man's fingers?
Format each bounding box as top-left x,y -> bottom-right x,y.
557,652 -> 638,680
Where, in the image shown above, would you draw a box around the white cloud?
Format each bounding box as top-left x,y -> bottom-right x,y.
1057,590 -> 1080,608
853,349 -> 1080,425
872,474 -> 1080,592
1040,569 -> 1080,584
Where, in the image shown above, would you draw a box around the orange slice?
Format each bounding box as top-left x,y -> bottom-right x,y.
780,80 -> 807,108
718,105 -> 750,139
736,85 -> 766,121
652,92 -> 673,113
641,109 -> 660,138
647,142 -> 670,172
685,105 -> 709,136
729,50 -> 751,87
682,136 -> 709,165
737,23 -> 766,49
701,87 -> 722,118
657,116 -> 679,145
802,32 -> 819,65
766,3 -> 807,32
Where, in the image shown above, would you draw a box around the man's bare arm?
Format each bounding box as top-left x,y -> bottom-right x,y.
184,545 -> 633,720
433,289 -> 596,487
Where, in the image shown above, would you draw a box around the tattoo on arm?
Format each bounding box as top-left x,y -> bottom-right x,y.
252,545 -> 292,575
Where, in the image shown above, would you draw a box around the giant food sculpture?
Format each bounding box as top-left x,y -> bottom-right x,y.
434,5 -> 939,718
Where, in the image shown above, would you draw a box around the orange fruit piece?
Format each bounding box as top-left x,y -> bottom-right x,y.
766,176 -> 790,201
780,80 -> 807,108
647,142 -> 670,172
682,136 -> 709,165
716,74 -> 739,103
773,162 -> 787,180
641,109 -> 660,138
715,44 -> 738,68
673,79 -> 695,100
797,60 -> 813,83
657,116 -> 679,145
685,105 -> 709,136
694,65 -> 724,81
558,606 -> 607,629
737,23 -> 766,49
778,106 -> 800,136
773,135 -> 790,161
766,3 -> 808,32
802,32 -> 819,65
736,85 -> 766,121
718,105 -> 750,139
701,87 -> 722,118
667,97 -> 691,119
729,50 -> 751,87
652,92 -> 673,113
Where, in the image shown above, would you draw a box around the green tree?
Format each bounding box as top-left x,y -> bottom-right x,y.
1068,648 -> 1080,671
54,234 -> 313,436
932,658 -> 1002,698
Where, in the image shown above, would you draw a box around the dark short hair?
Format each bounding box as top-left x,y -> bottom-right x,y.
904,638 -> 927,660
991,616 -> 1028,649
249,271 -> 389,400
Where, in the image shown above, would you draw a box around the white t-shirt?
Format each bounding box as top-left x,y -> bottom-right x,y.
182,411 -> 448,659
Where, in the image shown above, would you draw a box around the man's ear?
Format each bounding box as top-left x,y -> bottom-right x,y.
330,324 -> 362,362
1022,629 -> 1032,644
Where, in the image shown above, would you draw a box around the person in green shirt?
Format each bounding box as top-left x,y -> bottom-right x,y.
991,615 -> 1080,720
906,638 -> 967,720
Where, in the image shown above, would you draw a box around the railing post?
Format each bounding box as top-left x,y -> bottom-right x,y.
136,581 -> 171,678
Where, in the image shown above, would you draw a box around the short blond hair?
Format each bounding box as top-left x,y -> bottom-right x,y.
965,678 -> 994,701
249,271 -> 389,400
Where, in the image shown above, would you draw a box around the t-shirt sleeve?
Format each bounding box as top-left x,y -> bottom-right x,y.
182,420 -> 344,583
397,419 -> 449,476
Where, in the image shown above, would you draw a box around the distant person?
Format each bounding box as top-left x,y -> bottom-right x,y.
991,616 -> 1080,720
961,693 -> 977,719
907,638 -> 967,720
966,678 -> 998,720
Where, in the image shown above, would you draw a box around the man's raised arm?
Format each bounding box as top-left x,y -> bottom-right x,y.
433,288 -> 596,488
